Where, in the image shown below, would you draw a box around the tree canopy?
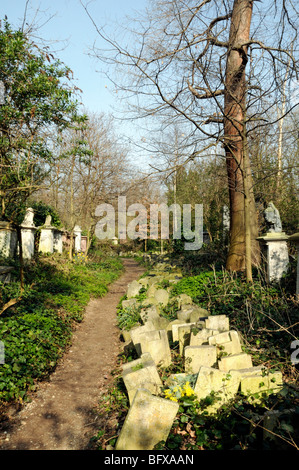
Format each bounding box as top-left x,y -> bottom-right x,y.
0,20 -> 86,223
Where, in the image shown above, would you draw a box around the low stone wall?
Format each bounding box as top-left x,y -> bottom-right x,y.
115,261 -> 284,450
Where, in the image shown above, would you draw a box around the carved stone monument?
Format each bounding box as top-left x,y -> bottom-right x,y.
22,207 -> 35,227
0,221 -> 17,258
20,208 -> 36,259
264,202 -> 282,233
257,202 -> 289,283
53,228 -> 63,254
73,225 -> 82,252
39,215 -> 55,254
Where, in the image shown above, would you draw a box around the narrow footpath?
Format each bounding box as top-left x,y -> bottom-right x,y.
0,258 -> 144,450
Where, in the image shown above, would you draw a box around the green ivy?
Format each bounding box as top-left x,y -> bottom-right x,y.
0,253 -> 123,403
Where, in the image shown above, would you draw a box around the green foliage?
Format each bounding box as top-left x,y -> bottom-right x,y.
117,304 -> 142,332
0,253 -> 123,403
156,388 -> 299,450
171,268 -> 298,370
0,20 -> 86,222
30,201 -> 62,228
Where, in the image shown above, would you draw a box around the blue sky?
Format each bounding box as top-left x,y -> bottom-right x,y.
3,0 -> 148,116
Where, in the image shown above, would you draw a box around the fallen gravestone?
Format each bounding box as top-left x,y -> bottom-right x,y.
115,388 -> 179,450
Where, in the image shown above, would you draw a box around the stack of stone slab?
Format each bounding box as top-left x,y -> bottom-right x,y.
116,266 -> 284,450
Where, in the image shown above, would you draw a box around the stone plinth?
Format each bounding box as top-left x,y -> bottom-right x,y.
81,235 -> 87,252
39,227 -> 54,253
17,208 -> 37,260
0,221 -> 17,258
288,232 -> 299,299
21,227 -> 36,259
257,232 -> 289,283
73,225 -> 82,252
53,229 -> 63,254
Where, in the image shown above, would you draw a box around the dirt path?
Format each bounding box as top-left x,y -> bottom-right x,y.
0,258 -> 144,450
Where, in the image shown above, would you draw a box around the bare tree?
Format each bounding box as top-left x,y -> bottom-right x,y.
43,112 -> 144,253
83,0 -> 298,278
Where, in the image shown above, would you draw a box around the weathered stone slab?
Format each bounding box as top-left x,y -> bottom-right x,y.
177,309 -> 192,323
166,320 -> 184,342
240,370 -> 283,403
115,388 -> 179,450
130,322 -> 156,356
146,284 -> 158,298
184,345 -> 217,373
138,277 -> 150,288
122,353 -> 163,404
0,222 -> 17,258
177,304 -> 207,324
190,328 -> 219,346
218,353 -> 253,372
171,321 -> 194,343
230,366 -> 265,377
164,373 -> 189,388
176,293 -> 193,308
122,298 -> 138,309
194,366 -> 241,413
167,273 -> 183,284
120,329 -> 132,342
154,289 -> 169,306
140,305 -> 160,324
147,275 -> 163,286
141,296 -> 159,307
208,330 -> 242,355
127,280 -> 143,298
208,331 -> 231,344
205,315 -> 229,331
177,323 -> 196,355
139,329 -> 172,367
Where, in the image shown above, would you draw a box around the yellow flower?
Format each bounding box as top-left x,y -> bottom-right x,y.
182,381 -> 194,397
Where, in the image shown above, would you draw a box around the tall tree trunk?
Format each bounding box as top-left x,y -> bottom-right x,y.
224,0 -> 260,272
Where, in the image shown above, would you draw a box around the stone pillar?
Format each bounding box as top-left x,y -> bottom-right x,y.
80,235 -> 87,252
53,229 -> 63,254
0,221 -> 17,258
257,232 -> 289,283
39,215 -> 55,254
20,208 -> 36,260
73,225 -> 82,252
288,232 -> 299,299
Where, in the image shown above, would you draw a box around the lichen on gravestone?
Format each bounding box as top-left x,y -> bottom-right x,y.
121,353 -> 163,404
115,388 -> 179,450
